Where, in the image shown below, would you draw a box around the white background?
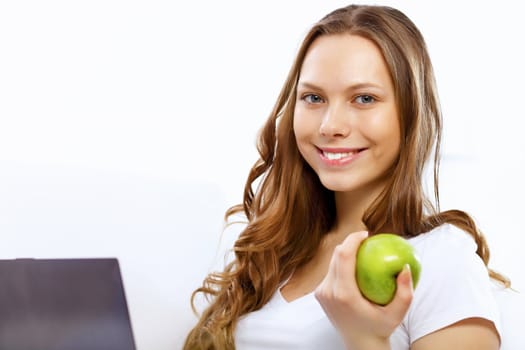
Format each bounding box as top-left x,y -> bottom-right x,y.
0,1 -> 524,349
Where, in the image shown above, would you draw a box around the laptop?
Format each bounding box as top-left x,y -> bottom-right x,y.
0,258 -> 136,350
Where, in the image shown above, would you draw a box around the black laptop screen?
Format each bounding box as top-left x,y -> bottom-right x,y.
0,258 -> 136,350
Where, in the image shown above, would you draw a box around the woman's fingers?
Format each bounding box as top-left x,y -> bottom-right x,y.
315,231 -> 369,303
333,231 -> 369,295
384,264 -> 414,319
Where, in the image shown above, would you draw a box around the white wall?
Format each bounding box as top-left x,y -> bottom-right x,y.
0,1 -> 523,349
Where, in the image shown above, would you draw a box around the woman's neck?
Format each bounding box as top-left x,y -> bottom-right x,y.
332,181 -> 387,236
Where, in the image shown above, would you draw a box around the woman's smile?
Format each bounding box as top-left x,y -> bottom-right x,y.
318,147 -> 367,167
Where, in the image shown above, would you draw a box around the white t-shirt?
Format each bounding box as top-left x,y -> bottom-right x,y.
233,223 -> 501,349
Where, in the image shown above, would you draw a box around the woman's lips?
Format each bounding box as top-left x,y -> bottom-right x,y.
318,147 -> 366,166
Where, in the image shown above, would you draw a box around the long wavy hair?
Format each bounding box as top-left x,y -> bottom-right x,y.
183,4 -> 510,349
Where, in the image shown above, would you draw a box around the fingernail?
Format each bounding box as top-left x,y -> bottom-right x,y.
404,264 -> 414,288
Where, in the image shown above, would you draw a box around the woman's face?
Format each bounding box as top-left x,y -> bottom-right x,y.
293,34 -> 401,195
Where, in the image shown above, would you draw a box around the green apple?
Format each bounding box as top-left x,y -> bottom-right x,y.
356,233 -> 421,305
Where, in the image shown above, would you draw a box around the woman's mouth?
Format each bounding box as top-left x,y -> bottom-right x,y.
322,150 -> 357,160
319,147 -> 366,165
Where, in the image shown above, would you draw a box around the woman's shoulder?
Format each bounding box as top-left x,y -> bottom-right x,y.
400,223 -> 500,344
408,223 -> 478,255
406,222 -> 485,284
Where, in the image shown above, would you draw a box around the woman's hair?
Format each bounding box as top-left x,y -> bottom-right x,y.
183,4 -> 510,349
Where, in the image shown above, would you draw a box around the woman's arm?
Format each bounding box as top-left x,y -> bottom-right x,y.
411,317 -> 500,350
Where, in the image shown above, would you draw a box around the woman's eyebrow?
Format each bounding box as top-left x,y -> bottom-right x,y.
296,81 -> 323,91
297,81 -> 384,91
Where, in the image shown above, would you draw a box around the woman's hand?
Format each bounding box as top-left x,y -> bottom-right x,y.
314,231 -> 414,350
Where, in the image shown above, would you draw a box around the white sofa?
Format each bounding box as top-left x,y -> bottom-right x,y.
493,283 -> 525,349
0,161 -> 227,350
1,161 -> 523,349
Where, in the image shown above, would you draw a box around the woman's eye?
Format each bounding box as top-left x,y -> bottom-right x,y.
302,94 -> 325,104
355,95 -> 375,104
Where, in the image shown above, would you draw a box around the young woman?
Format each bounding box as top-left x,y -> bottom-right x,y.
183,4 -> 509,349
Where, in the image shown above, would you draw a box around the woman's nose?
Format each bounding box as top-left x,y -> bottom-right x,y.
319,104 -> 351,137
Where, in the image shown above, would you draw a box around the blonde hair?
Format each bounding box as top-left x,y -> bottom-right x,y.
183,4 -> 509,349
